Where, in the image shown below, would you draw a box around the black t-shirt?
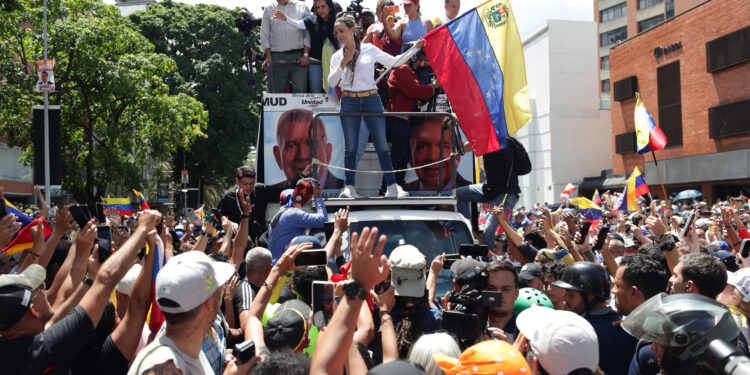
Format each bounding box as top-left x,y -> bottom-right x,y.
302,16 -> 338,61
217,184 -> 275,243
587,308 -> 637,375
482,147 -> 520,198
0,305 -> 96,375
232,279 -> 260,326
70,334 -> 129,375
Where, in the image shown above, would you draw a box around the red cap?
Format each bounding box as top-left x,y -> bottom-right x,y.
292,181 -> 314,207
402,0 -> 419,4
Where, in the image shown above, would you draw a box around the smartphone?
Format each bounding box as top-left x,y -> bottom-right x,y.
740,239 -> 750,258
481,291 -> 503,307
681,209 -> 697,239
442,254 -> 461,269
70,204 -> 91,228
459,244 -> 488,259
95,202 -> 106,224
294,249 -> 328,266
384,5 -> 398,15
312,281 -> 335,327
374,279 -> 391,295
233,339 -> 256,364
576,221 -> 592,244
97,225 -> 112,263
592,225 -> 610,251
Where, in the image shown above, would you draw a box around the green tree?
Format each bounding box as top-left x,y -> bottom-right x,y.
129,0 -> 263,194
0,0 -> 208,202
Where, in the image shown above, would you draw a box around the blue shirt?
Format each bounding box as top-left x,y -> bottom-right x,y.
267,198 -> 328,261
585,307 -> 638,375
401,18 -> 428,52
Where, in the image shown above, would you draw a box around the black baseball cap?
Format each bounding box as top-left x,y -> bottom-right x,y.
264,299 -> 312,352
518,262 -> 542,282
0,264 -> 45,329
450,258 -> 485,280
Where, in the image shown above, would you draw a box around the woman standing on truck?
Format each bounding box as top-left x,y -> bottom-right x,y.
381,0 -> 433,53
328,15 -> 422,199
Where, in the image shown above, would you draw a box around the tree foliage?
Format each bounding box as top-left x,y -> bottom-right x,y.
129,0 -> 263,189
0,0 -> 208,202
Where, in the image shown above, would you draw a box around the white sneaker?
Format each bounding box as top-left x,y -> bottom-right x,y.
385,184 -> 409,199
339,185 -> 360,199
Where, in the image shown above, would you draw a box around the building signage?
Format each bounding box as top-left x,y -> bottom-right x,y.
654,42 -> 682,58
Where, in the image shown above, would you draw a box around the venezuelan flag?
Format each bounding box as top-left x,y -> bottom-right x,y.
2,217 -> 53,255
592,189 -> 602,206
635,93 -> 667,154
617,167 -> 650,212
102,197 -> 134,216
559,183 -> 576,199
133,189 -> 150,211
4,199 -> 32,228
424,0 -> 531,156
568,197 -> 603,221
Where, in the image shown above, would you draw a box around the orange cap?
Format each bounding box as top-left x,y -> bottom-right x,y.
434,340 -> 531,375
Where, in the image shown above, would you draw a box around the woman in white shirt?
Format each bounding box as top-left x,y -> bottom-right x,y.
328,15 -> 423,199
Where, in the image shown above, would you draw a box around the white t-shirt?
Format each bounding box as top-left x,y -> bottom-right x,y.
328,43 -> 407,92
128,335 -> 213,375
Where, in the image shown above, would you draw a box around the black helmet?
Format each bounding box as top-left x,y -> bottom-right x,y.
621,293 -> 739,374
551,261 -> 609,300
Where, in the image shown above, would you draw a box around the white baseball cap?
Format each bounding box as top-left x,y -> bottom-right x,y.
388,244 -> 426,298
517,305 -> 599,375
155,251 -> 235,313
115,264 -> 142,296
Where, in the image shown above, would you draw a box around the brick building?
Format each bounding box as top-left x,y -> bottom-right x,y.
608,0 -> 750,202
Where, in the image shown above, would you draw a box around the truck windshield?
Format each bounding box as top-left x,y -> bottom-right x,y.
349,219 -> 473,295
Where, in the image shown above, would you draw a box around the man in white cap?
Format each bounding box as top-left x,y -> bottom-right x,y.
516,305 -> 600,375
129,251 -> 236,375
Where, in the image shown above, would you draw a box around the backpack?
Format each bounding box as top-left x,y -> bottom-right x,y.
506,136 -> 532,176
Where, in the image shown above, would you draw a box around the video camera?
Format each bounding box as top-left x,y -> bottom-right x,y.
442,265 -> 503,349
346,0 -> 364,21
235,10 -> 265,85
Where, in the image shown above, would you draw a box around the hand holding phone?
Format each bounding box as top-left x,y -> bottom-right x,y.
740,239 -> 750,258
70,204 -> 92,228
312,281 -> 335,327
442,254 -> 461,269
592,225 -> 610,251
97,225 -> 112,263
294,249 -> 327,266
233,339 -> 256,364
576,222 -> 592,245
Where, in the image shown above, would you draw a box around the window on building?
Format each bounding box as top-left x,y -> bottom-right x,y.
706,26 -> 750,72
601,56 -> 610,70
665,0 -> 674,18
601,27 -> 627,47
602,79 -> 611,94
657,61 -> 682,146
638,15 -> 664,32
600,3 -> 627,22
638,0 -> 663,9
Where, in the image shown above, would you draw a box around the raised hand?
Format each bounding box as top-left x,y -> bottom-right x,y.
349,227 -> 390,291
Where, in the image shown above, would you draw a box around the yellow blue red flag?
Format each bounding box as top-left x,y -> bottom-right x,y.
133,189 -> 150,211
424,0 -> 531,156
102,197 -> 134,216
635,93 -> 667,154
616,167 -> 650,212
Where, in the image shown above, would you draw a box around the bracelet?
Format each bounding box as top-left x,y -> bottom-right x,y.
378,310 -> 391,317
263,281 -> 275,290
257,346 -> 271,356
28,252 -> 40,258
240,214 -> 250,219
83,276 -> 94,286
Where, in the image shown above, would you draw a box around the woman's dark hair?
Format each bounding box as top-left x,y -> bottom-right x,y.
335,15 -> 360,86
394,294 -> 428,358
312,0 -> 340,50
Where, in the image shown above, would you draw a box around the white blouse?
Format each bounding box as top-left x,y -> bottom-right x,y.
328,43 -> 408,92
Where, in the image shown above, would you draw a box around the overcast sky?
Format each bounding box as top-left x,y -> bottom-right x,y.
112,0 -> 593,38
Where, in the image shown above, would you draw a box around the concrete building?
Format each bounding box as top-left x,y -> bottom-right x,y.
594,0 -> 704,110
608,0 -> 750,202
114,0 -> 154,16
515,20 -> 612,208
0,139 -> 33,200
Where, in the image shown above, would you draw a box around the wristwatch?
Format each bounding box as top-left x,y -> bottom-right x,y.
303,52 -> 309,57
240,214 -> 250,219
343,280 -> 368,300
83,276 -> 94,286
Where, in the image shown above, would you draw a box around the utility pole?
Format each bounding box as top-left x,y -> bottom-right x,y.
43,0 -> 51,205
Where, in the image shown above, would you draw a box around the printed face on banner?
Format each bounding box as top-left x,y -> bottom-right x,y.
35,60 -> 55,93
263,94 -> 345,198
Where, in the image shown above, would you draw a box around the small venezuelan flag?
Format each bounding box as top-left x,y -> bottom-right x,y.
103,197 -> 134,216
616,167 -> 650,213
133,189 -> 150,211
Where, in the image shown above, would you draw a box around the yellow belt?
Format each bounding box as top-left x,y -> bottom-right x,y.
342,89 -> 378,97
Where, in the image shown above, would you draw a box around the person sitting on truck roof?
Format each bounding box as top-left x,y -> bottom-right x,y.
267,180 -> 328,262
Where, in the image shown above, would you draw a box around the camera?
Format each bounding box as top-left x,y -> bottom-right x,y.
442,266 -> 503,348
236,10 -> 262,36
346,0 -> 363,20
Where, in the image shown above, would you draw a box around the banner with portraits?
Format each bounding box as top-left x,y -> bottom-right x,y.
260,93 -> 474,199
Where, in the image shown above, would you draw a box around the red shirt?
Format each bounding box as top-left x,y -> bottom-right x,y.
386,65 -> 435,112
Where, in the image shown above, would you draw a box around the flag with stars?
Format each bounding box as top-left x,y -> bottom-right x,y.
424,0 -> 531,156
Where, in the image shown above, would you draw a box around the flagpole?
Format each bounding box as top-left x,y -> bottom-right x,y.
650,150 -> 669,201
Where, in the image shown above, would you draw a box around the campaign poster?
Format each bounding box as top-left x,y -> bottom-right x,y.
262,93 -> 345,199
35,60 -> 55,93
260,93 -> 474,199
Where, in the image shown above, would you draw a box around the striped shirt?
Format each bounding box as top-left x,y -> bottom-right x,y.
232,279 -> 259,324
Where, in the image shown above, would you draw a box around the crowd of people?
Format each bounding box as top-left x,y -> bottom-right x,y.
2,165 -> 750,375
259,0 -> 458,199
